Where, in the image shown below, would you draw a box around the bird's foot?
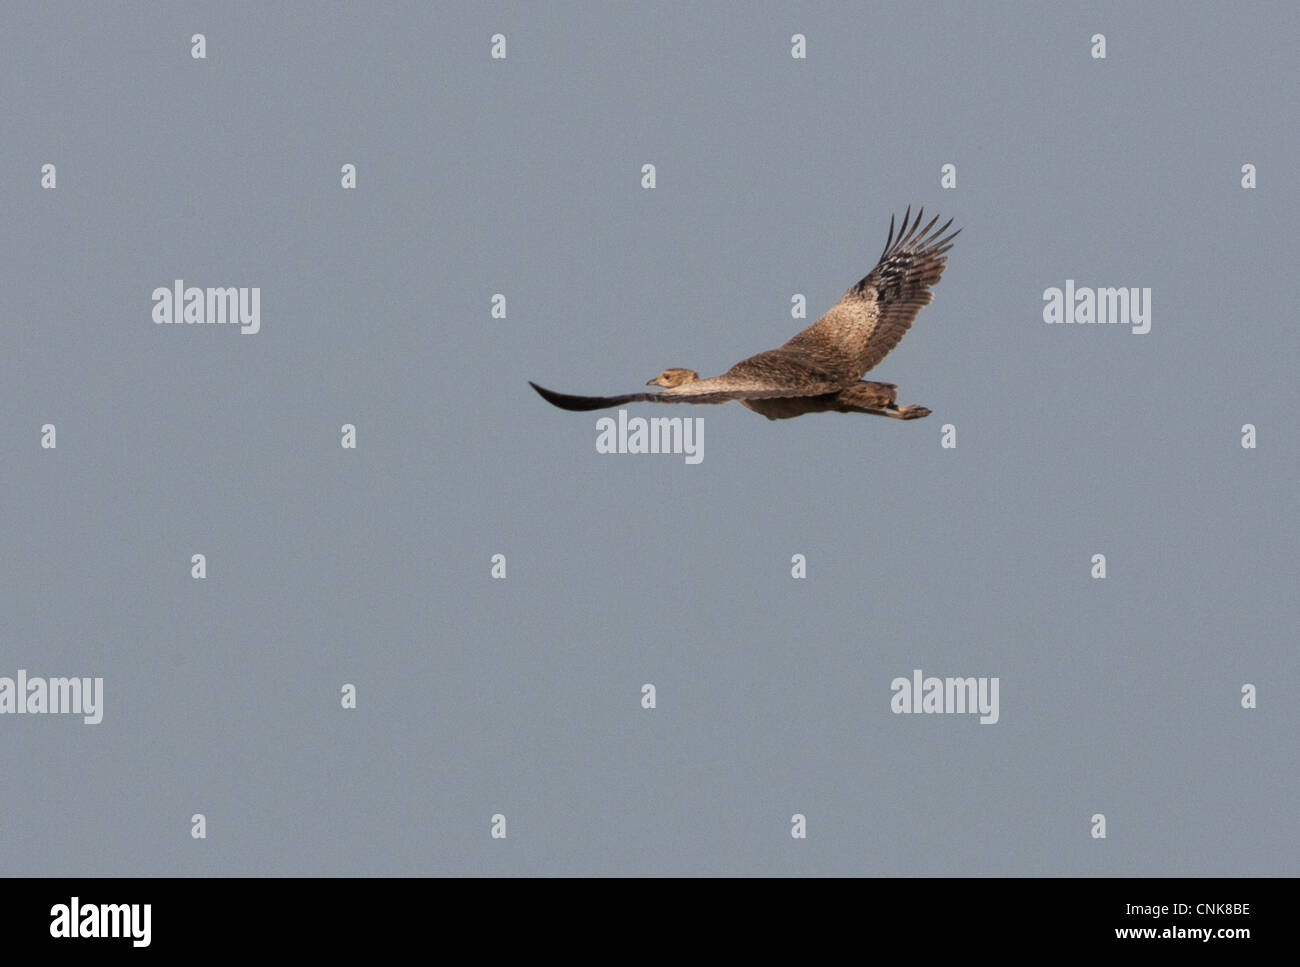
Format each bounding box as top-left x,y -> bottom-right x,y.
895,405 -> 931,420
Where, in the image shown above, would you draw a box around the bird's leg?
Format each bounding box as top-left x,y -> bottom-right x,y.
892,404 -> 930,419
853,404 -> 931,420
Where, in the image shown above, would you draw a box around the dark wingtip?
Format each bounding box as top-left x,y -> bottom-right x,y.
529,381 -> 622,412
529,381 -> 565,406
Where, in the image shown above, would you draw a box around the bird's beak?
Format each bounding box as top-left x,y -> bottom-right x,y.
645,377 -> 658,386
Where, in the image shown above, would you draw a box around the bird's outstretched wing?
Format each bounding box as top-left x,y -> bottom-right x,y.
784,206 -> 960,379
529,367 -> 843,412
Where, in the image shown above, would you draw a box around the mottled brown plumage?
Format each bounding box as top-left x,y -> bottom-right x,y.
530,207 -> 958,421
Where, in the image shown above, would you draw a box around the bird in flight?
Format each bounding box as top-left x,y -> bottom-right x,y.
530,207 -> 959,422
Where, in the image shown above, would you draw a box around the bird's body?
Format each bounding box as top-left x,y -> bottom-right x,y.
530,207 -> 958,422
740,380 -> 904,421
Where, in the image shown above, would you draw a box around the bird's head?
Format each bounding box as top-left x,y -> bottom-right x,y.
646,368 -> 699,388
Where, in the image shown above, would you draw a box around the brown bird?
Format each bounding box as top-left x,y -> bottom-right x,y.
530,207 -> 958,421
